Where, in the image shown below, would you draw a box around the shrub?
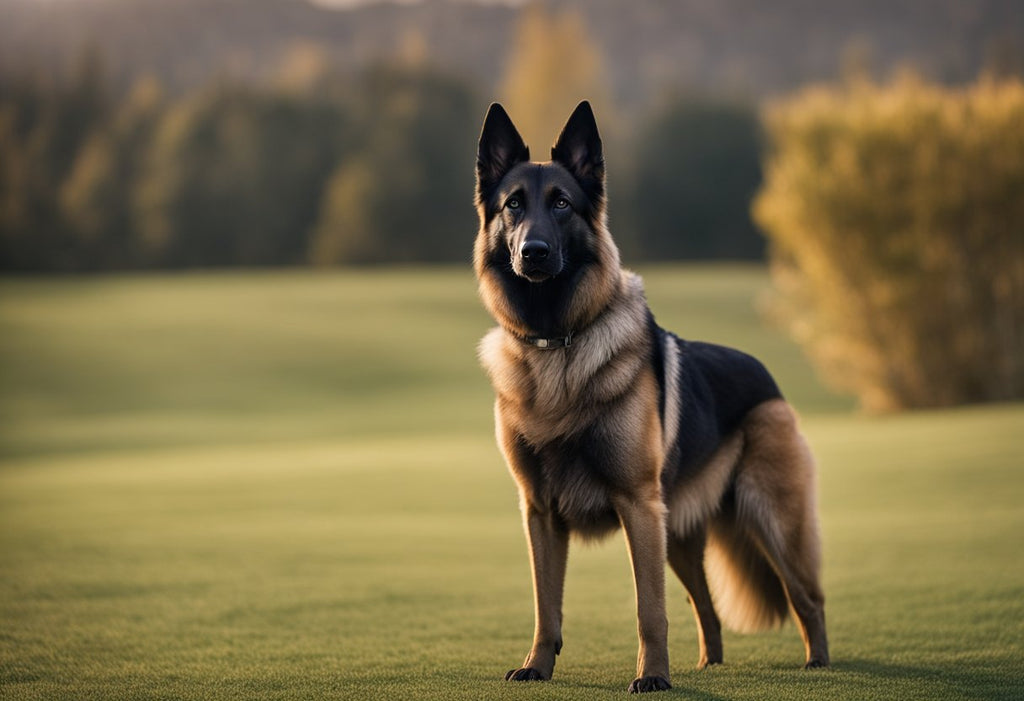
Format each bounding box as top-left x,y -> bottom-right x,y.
754,75 -> 1024,411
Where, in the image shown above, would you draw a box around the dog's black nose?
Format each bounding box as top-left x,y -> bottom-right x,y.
521,240 -> 550,261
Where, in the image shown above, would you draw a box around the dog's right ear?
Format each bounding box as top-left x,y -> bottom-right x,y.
476,103 -> 530,204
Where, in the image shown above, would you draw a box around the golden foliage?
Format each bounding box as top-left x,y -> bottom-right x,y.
498,2 -> 611,153
755,75 -> 1024,411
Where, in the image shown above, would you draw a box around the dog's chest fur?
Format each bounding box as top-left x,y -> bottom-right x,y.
479,272 -> 661,531
480,272 -> 651,442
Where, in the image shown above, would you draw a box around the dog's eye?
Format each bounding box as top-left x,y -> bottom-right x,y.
554,197 -> 570,210
506,197 -> 521,210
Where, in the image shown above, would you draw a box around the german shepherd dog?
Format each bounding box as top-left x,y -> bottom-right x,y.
474,102 -> 829,693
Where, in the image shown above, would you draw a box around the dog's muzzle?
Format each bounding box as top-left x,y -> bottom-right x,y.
516,239 -> 561,282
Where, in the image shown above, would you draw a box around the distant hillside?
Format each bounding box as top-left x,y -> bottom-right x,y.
2,0 -> 1022,102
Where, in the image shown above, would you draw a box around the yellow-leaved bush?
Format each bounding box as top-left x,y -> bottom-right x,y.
754,75 -> 1024,411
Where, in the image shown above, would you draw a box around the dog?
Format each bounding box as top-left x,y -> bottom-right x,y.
474,101 -> 829,693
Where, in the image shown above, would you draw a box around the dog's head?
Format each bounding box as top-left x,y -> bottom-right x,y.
474,101 -> 608,283
473,101 -> 621,338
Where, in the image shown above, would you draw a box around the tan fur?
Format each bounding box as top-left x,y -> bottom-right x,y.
667,433 -> 743,539
704,526 -> 791,633
660,333 -> 682,456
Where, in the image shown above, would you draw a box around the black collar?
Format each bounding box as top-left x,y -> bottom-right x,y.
514,330 -> 573,350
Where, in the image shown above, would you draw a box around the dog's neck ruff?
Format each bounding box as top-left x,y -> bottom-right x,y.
501,270 -> 642,352
513,330 -> 573,350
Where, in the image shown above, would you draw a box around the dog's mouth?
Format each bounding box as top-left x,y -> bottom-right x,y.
513,260 -> 561,283
521,268 -> 554,283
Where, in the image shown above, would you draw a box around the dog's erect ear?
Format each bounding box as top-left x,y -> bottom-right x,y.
551,101 -> 604,201
477,103 -> 530,203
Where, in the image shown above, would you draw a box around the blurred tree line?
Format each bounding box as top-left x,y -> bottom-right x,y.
0,5 -> 767,272
0,55 -> 485,271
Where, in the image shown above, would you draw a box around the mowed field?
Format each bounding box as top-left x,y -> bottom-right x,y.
1,266 -> 1021,700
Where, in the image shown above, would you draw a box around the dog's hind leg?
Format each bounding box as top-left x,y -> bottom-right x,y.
736,400 -> 830,668
667,530 -> 723,669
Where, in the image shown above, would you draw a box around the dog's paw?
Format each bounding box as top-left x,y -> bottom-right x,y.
696,658 -> 722,670
804,658 -> 829,669
627,675 -> 671,693
505,667 -> 548,682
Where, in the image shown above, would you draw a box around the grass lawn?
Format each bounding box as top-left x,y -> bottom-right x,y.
1,265 -> 1022,700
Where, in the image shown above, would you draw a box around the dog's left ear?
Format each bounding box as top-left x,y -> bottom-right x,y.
551,101 -> 604,202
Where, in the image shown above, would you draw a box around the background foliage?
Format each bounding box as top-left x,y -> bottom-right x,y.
755,75 -> 1024,410
0,59 -> 484,271
9,0 -> 972,272
4,0 -> 1022,273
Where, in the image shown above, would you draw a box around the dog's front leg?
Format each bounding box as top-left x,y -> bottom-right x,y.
616,495 -> 672,693
506,501 -> 569,682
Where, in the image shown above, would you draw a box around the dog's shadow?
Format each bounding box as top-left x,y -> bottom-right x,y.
489,657 -> 1015,699
715,657 -> 1018,701
836,657 -> 1018,701
486,654 -> 1021,698
557,656 -> 1020,700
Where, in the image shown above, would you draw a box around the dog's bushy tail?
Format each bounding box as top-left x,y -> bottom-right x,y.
704,519 -> 789,633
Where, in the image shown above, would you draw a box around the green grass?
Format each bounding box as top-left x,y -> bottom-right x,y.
1,265 -> 1022,700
